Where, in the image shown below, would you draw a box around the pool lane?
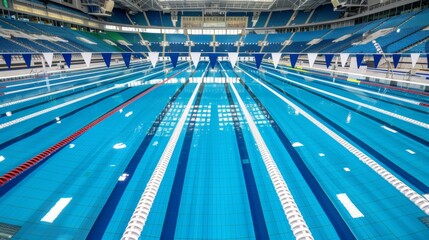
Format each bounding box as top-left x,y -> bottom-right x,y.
240,63 -> 429,192
234,63 -> 429,239
0,63 -> 195,239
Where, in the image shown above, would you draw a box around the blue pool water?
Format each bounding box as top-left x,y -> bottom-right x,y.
0,59 -> 428,239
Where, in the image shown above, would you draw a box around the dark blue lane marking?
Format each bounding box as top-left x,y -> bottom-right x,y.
0,65 -> 165,118
0,88 -> 129,149
86,81 -> 190,239
233,70 -> 356,239
160,83 -> 205,239
223,83 -> 269,239
245,66 -> 429,194
0,83 -> 159,198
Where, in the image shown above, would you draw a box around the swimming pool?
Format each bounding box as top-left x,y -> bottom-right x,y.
0,59 -> 428,239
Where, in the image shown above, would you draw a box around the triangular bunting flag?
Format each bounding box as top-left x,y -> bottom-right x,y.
307,53 -> 318,68
2,54 -> 12,69
324,54 -> 334,68
209,53 -> 219,69
62,53 -> 72,68
148,52 -> 159,68
228,52 -> 239,68
190,52 -> 201,68
102,53 -> 112,68
271,53 -> 282,68
356,54 -> 364,69
254,53 -> 265,69
392,54 -> 401,68
42,53 -> 54,67
290,54 -> 299,68
81,52 -> 92,67
121,53 -> 131,68
410,53 -> 420,68
168,53 -> 179,68
340,53 -> 349,68
373,54 -> 382,69
22,54 -> 32,68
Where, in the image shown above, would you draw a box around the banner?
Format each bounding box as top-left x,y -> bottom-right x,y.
410,53 -> 420,68
254,53 -> 264,69
42,53 -> 54,67
356,54 -> 364,69
2,54 -> 12,69
324,54 -> 334,68
373,54 -> 382,69
228,52 -> 239,68
148,52 -> 159,68
190,52 -> 201,68
271,53 -> 282,68
339,53 -> 349,68
290,54 -> 299,68
81,52 -> 92,67
121,53 -> 131,68
102,53 -> 112,68
168,53 -> 179,68
22,54 -> 32,68
307,53 -> 317,68
62,53 -> 72,68
209,53 -> 219,69
392,54 -> 401,68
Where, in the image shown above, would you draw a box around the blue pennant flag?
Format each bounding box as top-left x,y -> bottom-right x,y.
102,53 -> 112,68
62,53 -> 72,68
168,53 -> 179,68
356,54 -> 364,69
254,53 -> 265,69
209,53 -> 218,69
392,54 -> 401,68
289,54 -> 299,68
324,54 -> 334,68
373,54 -> 382,69
22,54 -> 32,68
2,54 -> 12,69
121,53 -> 131,68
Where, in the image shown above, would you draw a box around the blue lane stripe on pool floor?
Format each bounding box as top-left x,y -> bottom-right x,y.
160,83 -> 205,239
224,82 -> 269,239
86,81 -> 189,239
237,72 -> 356,240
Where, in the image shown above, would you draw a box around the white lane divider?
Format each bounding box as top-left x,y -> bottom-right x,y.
260,62 -> 425,106
242,63 -> 429,129
121,82 -> 202,240
239,66 -> 429,215
0,65 -> 190,129
228,81 -> 314,239
3,62 -> 133,89
0,62 -> 186,108
218,62 -> 314,239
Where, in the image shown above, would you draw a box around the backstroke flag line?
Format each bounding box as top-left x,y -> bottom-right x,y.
190,52 -> 201,68
410,53 -> 420,68
340,53 -> 349,68
228,52 -> 239,68
307,53 -> 317,68
271,53 -> 282,68
81,52 -> 92,67
42,53 -> 54,67
149,52 -> 159,68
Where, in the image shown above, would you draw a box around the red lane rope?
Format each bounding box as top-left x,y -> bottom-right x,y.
0,70 -> 185,186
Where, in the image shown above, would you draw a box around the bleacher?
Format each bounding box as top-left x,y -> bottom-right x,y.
166,34 -> 188,52
263,33 -> 292,52
309,4 -> 341,23
240,33 -> 265,52
215,35 -> 241,52
146,11 -> 163,26
129,13 -> 149,26
267,11 -> 293,27
254,12 -> 269,28
108,8 -> 131,25
290,11 -> 311,25
189,35 -> 212,52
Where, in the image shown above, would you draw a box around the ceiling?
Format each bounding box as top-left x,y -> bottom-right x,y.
115,0 -> 332,12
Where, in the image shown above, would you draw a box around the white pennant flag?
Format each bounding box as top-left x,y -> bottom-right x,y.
307,53 -> 318,68
340,53 -> 349,68
42,53 -> 54,67
410,53 -> 420,68
228,52 -> 239,68
190,52 -> 201,68
81,52 -> 92,67
148,52 -> 159,68
271,53 -> 282,68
